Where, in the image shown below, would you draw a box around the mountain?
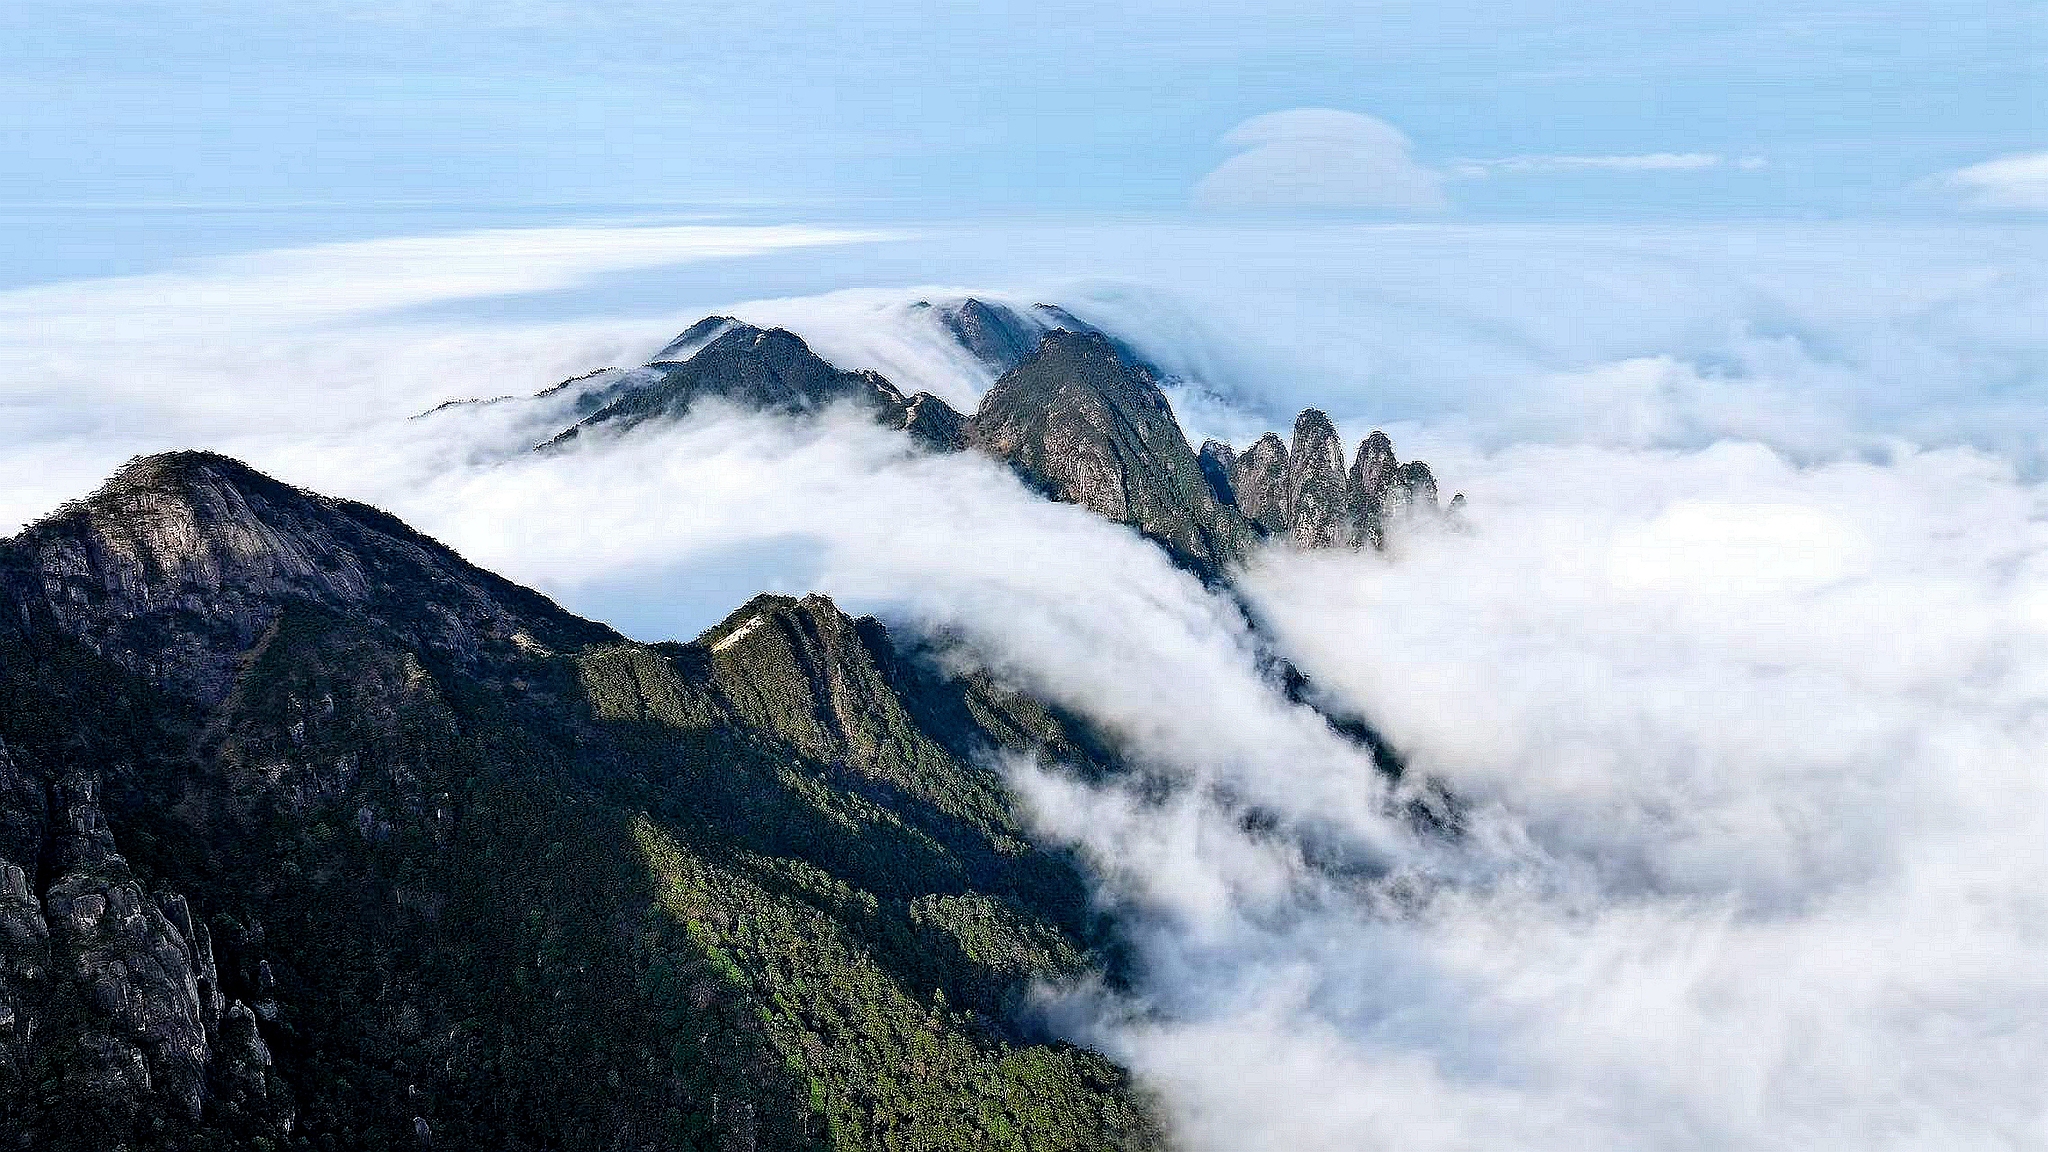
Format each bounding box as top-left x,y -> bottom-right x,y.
0,453 -> 1161,1152
911,298 -> 1121,378
546,322 -> 968,452
534,307 -> 1452,577
968,330 -> 1258,578
1203,421 -> 1443,551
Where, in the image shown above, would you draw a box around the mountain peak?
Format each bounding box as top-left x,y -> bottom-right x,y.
1287,409 -> 1352,548
4,453 -> 612,703
650,314 -> 744,363
547,320 -> 911,447
968,331 -> 1253,577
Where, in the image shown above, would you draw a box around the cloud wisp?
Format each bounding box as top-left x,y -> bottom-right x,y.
1191,107 -> 1769,214
1450,152 -> 1767,176
1945,151 -> 2048,211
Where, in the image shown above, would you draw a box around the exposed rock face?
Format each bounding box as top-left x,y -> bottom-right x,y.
1230,434 -> 1293,537
1351,430 -> 1399,515
967,329 -> 1256,577
533,308 -> 1451,575
567,321 -> 974,453
0,740 -> 289,1144
1204,425 -> 1447,550
924,298 -> 1045,374
551,324 -> 915,446
1,452 -> 611,705
0,453 -> 1161,1152
650,315 -> 741,363
897,390 -> 969,451
915,297 -> 1123,377
1197,440 -> 1238,506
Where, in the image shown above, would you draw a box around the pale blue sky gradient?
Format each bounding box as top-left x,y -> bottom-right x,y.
2,1 -> 2041,284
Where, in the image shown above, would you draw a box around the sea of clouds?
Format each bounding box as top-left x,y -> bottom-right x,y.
3,219 -> 2045,1148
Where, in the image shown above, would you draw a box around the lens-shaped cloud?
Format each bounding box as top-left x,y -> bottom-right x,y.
1193,109 -> 1449,213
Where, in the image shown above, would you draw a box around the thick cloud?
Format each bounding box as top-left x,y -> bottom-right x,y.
1946,151 -> 2048,211
5,219 -> 2047,1149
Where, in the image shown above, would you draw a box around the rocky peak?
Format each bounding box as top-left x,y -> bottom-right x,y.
1287,409 -> 1354,549
968,330 -> 1255,577
548,321 -> 960,451
924,297 -> 1046,375
1,452 -> 612,703
1209,420 -> 1452,552
1388,460 -> 1441,520
1228,433 -> 1292,537
1350,430 -> 1398,503
897,391 -> 969,451
1197,440 -> 1238,506
650,314 -> 741,363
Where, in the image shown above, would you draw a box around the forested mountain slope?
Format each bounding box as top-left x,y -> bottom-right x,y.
0,452 -> 1162,1152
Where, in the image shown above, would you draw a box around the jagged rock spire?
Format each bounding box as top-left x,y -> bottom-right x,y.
1230,433 -> 1292,537
1288,409 -> 1353,549
967,329 -> 1255,577
1197,440 -> 1238,506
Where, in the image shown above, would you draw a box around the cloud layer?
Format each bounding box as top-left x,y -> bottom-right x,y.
5,219 -> 2047,1149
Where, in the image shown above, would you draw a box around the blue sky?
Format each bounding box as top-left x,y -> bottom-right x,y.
3,1 -> 2041,284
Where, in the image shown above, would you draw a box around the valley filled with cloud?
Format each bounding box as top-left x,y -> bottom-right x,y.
6,218 -> 2045,1147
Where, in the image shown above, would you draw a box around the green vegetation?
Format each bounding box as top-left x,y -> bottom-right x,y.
0,543 -> 1162,1151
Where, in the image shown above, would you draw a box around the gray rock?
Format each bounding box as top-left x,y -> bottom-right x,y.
970,330 -> 1257,577
1229,434 -> 1292,538
1197,440 -> 1238,506
548,324 -> 922,449
1287,410 -> 1355,549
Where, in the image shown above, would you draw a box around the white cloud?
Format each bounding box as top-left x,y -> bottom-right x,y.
1946,151 -> 2048,210
7,217 -> 2048,1149
0,222 -> 885,531
1193,109 -> 1448,213
1033,439 -> 2048,1151
1451,152 -> 1761,176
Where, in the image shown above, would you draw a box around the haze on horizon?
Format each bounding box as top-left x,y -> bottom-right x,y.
4,3 -> 2046,1150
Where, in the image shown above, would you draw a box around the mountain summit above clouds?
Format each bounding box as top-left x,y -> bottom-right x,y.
534,296 -> 1453,578
0,451 -> 1163,1151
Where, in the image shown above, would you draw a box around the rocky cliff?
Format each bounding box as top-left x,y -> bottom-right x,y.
548,322 -> 968,452
1193,420 -> 1442,551
533,307 -> 1452,578
0,453 -> 1160,1152
967,330 -> 1258,578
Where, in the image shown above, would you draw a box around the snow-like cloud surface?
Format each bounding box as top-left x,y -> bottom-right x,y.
4,219 -> 2047,1148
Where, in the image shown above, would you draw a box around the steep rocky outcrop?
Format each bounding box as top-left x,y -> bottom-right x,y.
1286,410 -> 1354,549
534,307 -> 1452,576
0,454 -> 1161,1152
914,297 -> 1124,377
1207,424 -> 1445,550
967,329 -> 1257,577
650,314 -> 742,364
1196,440 -> 1238,507
0,743 -> 288,1144
3,452 -> 610,705
1230,433 -> 1293,538
898,390 -> 969,451
548,323 -> 966,452
923,298 -> 1046,374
